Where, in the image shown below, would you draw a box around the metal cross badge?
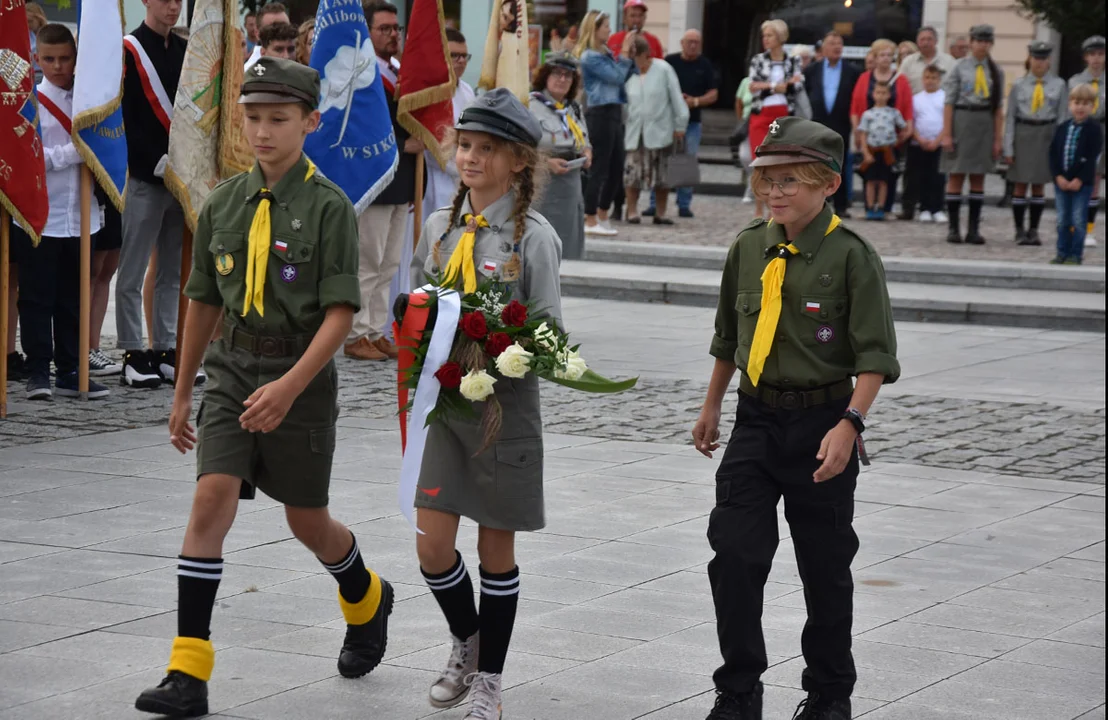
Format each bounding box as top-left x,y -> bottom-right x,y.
253,64 -> 266,76
768,119 -> 781,136
291,219 -> 302,231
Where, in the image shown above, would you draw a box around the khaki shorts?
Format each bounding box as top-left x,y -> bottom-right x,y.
624,146 -> 672,190
196,341 -> 339,508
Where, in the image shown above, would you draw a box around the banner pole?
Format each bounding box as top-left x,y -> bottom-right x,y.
79,167 -> 92,399
176,226 -> 193,372
413,152 -> 425,250
0,208 -> 9,418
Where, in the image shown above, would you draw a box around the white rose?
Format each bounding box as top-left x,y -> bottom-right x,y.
534,321 -> 559,352
495,342 -> 533,379
459,369 -> 497,401
554,350 -> 588,381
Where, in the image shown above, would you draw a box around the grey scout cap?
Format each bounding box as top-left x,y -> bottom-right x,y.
456,87 -> 543,147
1028,41 -> 1053,58
1083,36 -> 1106,52
969,24 -> 995,42
240,56 -> 321,109
543,51 -> 579,73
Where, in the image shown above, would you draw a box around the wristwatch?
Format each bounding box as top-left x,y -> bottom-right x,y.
842,407 -> 866,435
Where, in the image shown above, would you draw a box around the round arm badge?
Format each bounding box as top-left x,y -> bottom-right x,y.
215,253 -> 235,276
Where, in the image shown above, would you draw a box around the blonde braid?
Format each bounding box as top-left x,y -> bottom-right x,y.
433,183 -> 470,271
501,164 -> 535,283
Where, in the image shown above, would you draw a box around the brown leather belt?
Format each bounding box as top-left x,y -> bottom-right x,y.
222,320 -> 311,358
954,105 -> 993,112
739,376 -> 854,410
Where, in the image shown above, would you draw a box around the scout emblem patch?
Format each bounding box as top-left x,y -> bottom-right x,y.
816,325 -> 834,343
291,219 -> 302,231
281,264 -> 298,282
253,63 -> 266,76
805,301 -> 821,313
216,253 -> 235,276
274,239 -> 289,253
819,273 -> 832,287
768,119 -> 781,136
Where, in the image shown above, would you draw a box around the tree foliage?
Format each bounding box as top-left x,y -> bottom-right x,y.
1014,0 -> 1105,50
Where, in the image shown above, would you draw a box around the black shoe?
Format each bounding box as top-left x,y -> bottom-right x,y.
706,685 -> 763,720
643,207 -> 656,217
792,693 -> 851,720
121,350 -> 162,389
610,205 -> 623,222
946,229 -> 963,244
653,216 -> 675,226
7,352 -> 29,382
156,349 -> 207,388
897,210 -> 914,221
337,578 -> 394,678
964,232 -> 986,245
26,373 -> 52,401
135,670 -> 209,717
1020,228 -> 1042,246
55,372 -> 111,399
679,208 -> 694,218
1015,228 -> 1028,244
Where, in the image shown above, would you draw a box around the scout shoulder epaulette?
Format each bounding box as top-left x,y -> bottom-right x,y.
830,218 -> 880,255
735,215 -> 768,242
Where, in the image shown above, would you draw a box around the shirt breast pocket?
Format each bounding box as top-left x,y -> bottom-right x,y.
269,234 -> 316,285
798,295 -> 848,347
209,230 -> 245,287
735,291 -> 762,347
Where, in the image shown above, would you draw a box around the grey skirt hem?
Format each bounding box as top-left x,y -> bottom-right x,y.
413,497 -> 547,532
1008,123 -> 1054,184
941,108 -> 997,175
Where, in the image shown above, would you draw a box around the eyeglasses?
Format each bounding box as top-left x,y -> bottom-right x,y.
451,52 -> 472,61
755,177 -> 801,196
373,24 -> 403,34
550,69 -> 575,79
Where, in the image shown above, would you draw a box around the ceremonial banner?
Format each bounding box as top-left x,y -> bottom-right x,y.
165,0 -> 253,229
396,0 -> 455,169
0,3 -> 48,240
306,0 -> 399,213
72,0 -> 128,212
478,0 -> 531,104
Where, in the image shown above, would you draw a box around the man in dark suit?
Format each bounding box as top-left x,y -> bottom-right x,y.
804,31 -> 860,216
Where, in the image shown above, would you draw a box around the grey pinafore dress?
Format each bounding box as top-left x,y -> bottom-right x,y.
529,91 -> 590,260
410,190 -> 564,531
941,56 -> 1004,175
1004,73 -> 1067,184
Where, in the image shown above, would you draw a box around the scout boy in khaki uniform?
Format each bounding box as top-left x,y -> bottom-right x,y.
134,57 -> 392,717
693,116 -> 899,720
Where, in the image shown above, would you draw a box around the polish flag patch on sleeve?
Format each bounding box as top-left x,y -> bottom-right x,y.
275,239 -> 288,252
482,259 -> 498,273
805,301 -> 821,312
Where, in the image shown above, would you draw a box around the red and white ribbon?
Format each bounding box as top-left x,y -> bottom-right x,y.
124,35 -> 174,133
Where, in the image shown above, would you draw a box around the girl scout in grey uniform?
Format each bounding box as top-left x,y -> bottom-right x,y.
940,24 -> 1004,245
529,53 -> 592,260
410,88 -> 563,720
1068,35 -> 1106,239
1005,41 -> 1067,246
134,57 -> 393,718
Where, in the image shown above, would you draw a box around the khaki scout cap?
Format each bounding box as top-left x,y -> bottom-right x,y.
240,56 -> 321,109
1028,41 -> 1053,58
750,116 -> 843,173
1083,36 -> 1106,52
970,24 -> 995,42
456,87 -> 543,147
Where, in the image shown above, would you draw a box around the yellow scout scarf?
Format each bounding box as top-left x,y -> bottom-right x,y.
747,213 -> 842,387
1031,77 -> 1044,113
1093,78 -> 1100,114
555,101 -> 586,150
243,159 -> 317,317
974,64 -> 990,99
443,213 -> 488,293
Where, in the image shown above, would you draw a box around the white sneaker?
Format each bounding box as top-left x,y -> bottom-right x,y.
933,211 -> 948,223
1085,234 -> 1098,247
918,211 -> 933,223
429,633 -> 479,709
462,672 -> 502,720
585,223 -> 617,236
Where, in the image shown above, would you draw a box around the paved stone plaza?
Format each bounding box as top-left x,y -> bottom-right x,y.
1,299 -> 1105,719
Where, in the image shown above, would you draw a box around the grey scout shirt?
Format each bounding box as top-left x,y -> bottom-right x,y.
943,56 -> 1003,109
1004,73 -> 1067,156
529,91 -> 591,158
412,191 -> 564,328
1068,70 -> 1105,122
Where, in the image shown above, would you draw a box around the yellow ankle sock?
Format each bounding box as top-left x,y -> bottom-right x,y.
1088,222 -> 1096,235
166,636 -> 215,682
339,569 -> 381,625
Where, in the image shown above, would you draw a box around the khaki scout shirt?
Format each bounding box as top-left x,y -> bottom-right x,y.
943,56 -> 1003,109
412,190 -> 563,328
1003,73 -> 1067,157
185,154 -> 361,335
1068,70 -> 1105,122
710,206 -> 900,387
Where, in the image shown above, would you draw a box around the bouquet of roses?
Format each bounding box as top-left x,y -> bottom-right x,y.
394,277 -> 636,448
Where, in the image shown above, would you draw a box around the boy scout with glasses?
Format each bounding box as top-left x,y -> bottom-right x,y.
693,116 -> 899,720
134,57 -> 393,717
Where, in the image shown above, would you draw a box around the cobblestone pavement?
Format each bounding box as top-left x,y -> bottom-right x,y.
609,190 -> 1107,266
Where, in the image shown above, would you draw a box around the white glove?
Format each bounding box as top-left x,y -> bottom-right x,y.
154,154 -> 168,178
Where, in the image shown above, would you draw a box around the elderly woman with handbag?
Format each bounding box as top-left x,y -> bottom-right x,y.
622,35 -> 689,225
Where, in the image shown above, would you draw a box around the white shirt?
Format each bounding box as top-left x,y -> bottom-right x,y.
764,61 -> 788,107
913,88 -> 946,141
244,44 -> 262,71
37,79 -> 101,238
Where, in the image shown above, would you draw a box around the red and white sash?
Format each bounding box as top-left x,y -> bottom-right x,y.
123,34 -> 174,133
378,56 -> 400,97
37,92 -> 73,134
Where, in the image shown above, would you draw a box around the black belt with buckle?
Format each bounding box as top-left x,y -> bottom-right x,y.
222,321 -> 311,358
739,376 -> 854,410
954,105 -> 993,112
1016,118 -> 1054,126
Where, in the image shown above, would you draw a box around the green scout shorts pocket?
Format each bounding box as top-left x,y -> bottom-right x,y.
735,291 -> 762,347
310,427 -> 336,454
495,438 -> 543,499
798,295 -> 848,347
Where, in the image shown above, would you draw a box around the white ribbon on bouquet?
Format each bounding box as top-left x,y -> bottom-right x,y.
398,285 -> 461,533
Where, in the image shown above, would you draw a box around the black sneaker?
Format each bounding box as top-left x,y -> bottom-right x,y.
792,693 -> 851,720
26,373 -> 52,401
679,208 -> 695,218
135,670 -> 208,717
121,350 -> 162,389
964,232 -> 986,245
1020,229 -> 1042,246
706,684 -> 763,720
338,577 -> 394,678
157,349 -> 207,387
7,352 -> 29,382
55,372 -> 110,399
946,229 -> 963,244
1015,228 -> 1028,244
89,349 -> 122,376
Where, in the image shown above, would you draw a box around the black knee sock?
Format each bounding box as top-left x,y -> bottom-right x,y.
177,555 -> 222,640
1011,197 -> 1027,230
422,551 -> 479,641
968,193 -> 984,234
478,565 -> 520,675
1089,197 -> 1101,227
946,194 -> 962,233
1029,196 -> 1045,230
321,534 -> 371,604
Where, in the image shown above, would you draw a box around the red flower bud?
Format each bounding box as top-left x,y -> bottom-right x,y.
460,311 -> 488,340
501,300 -> 528,327
485,332 -> 512,358
434,361 -> 463,389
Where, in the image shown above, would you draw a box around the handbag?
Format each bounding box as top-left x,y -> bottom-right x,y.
664,136 -> 701,188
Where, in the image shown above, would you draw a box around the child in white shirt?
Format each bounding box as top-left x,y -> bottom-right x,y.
911,65 -> 948,221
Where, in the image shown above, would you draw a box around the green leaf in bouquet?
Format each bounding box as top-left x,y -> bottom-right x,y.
544,369 -> 638,393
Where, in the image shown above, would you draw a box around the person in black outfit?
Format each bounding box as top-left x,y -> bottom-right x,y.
804,31 -> 860,217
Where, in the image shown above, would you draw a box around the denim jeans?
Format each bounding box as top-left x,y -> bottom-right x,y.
1056,184 -> 1094,261
649,121 -> 702,212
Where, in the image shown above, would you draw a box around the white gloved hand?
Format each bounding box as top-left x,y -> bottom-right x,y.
154,154 -> 168,178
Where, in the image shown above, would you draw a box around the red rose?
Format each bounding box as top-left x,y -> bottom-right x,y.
434,361 -> 463,389
485,332 -> 512,357
501,300 -> 528,327
460,311 -> 488,340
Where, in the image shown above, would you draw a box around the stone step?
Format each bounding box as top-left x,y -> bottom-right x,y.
582,240 -> 1107,294
560,260 -> 1107,332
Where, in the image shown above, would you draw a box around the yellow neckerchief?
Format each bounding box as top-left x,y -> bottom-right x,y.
243,158 -> 316,317
747,213 -> 842,387
1030,75 -> 1044,113
554,100 -> 586,151
443,213 -> 489,293
974,62 -> 990,99
1092,77 -> 1100,114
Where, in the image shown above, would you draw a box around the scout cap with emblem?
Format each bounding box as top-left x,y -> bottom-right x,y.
969,24 -> 995,42
456,87 -> 543,147
749,116 -> 843,173
1028,40 -> 1053,58
239,56 -> 321,109
1083,36 -> 1106,52
543,51 -> 579,73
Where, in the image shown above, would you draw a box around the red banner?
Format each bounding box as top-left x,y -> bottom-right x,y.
0,3 -> 49,240
396,0 -> 455,168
